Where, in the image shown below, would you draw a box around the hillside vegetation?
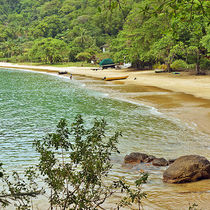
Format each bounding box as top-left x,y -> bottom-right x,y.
0,0 -> 209,73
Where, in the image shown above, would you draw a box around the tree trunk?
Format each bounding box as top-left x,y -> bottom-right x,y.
49,56 -> 53,64
166,49 -> 172,72
196,50 -> 201,75
166,62 -> 171,72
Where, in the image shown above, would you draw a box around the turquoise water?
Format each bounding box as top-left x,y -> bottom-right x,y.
0,68 -> 210,209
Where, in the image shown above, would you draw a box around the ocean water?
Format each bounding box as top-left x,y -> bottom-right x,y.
0,68 -> 210,209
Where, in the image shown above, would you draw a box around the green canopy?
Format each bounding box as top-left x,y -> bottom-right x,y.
99,58 -> 114,66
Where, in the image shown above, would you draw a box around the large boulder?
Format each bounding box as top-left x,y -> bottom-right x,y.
124,152 -> 148,164
163,155 -> 210,183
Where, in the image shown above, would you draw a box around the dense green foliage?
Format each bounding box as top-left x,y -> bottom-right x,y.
111,0 -> 210,72
0,0 -> 209,72
0,0 -> 132,64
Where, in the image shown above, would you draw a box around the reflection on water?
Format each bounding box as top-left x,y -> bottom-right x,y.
0,69 -> 210,209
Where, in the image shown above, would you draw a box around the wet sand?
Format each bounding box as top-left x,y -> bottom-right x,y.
1,62 -> 210,135
109,83 -> 210,135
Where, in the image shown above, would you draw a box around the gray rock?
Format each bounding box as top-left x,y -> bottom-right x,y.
163,155 -> 210,183
144,155 -> 156,163
124,152 -> 148,164
152,158 -> 168,166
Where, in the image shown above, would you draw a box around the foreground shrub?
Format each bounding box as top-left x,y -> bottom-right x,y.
1,116 -> 148,209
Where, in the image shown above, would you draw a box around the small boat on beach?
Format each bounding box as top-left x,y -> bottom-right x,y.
103,75 -> 128,81
58,71 -> 68,75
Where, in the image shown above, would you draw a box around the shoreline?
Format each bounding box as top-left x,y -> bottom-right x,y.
1,62 -> 210,135
1,63 -> 210,210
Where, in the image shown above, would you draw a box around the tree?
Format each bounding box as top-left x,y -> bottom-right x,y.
32,116 -> 148,209
29,38 -> 68,64
33,116 -> 121,209
76,51 -> 92,63
201,26 -> 210,53
112,0 -> 168,68
73,28 -> 95,49
39,0 -> 62,18
31,15 -> 63,38
151,35 -> 186,71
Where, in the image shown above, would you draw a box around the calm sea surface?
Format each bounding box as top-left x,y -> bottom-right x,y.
0,68 -> 210,209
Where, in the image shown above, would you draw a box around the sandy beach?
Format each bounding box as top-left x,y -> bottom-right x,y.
1,62 -> 210,135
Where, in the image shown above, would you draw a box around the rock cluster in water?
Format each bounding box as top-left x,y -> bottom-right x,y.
124,152 -> 170,166
124,153 -> 210,183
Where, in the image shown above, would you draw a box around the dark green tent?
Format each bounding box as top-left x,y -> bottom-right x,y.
99,58 -> 114,66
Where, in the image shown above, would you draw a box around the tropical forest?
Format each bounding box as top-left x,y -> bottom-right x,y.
0,0 -> 209,73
